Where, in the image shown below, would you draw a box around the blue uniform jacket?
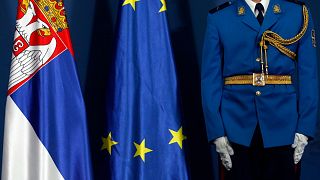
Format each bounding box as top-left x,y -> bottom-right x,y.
201,0 -> 319,147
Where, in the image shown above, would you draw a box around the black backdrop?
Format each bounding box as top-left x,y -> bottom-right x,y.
0,0 -> 320,179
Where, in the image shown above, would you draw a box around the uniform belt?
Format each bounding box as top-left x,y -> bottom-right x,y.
224,73 -> 292,86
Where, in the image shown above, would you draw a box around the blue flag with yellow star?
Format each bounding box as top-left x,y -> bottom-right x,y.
101,0 -> 189,179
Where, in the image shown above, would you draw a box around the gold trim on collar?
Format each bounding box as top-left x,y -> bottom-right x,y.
273,4 -> 281,14
238,6 -> 245,16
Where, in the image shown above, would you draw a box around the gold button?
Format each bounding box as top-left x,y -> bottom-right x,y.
256,91 -> 262,96
256,58 -> 261,62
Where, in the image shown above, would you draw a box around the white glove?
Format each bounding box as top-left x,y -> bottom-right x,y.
292,133 -> 308,164
214,136 -> 234,171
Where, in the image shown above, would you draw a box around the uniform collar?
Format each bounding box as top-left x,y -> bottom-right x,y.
237,0 -> 283,34
245,0 -> 270,16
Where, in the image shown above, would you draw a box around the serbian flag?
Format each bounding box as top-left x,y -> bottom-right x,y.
1,0 -> 92,179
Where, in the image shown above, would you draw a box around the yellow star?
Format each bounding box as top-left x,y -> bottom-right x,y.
122,0 -> 140,11
101,132 -> 118,155
169,127 -> 187,149
133,139 -> 153,162
159,0 -> 167,12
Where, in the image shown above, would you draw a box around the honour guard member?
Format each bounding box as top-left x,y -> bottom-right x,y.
201,0 -> 318,179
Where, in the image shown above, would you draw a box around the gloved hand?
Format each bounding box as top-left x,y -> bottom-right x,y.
214,136 -> 234,171
292,133 -> 308,164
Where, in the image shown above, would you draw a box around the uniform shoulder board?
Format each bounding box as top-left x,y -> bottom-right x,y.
209,1 -> 233,14
286,0 -> 305,5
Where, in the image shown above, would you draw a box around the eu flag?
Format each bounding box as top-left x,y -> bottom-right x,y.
101,0 -> 189,179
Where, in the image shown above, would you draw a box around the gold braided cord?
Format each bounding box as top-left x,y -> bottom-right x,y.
261,5 -> 309,60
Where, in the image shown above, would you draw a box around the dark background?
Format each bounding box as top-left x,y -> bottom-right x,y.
0,0 -> 319,179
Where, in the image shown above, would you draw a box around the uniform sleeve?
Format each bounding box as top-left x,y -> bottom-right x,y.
296,7 -> 319,139
201,14 -> 225,143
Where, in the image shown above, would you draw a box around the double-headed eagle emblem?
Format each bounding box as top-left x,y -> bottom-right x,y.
8,0 -> 66,93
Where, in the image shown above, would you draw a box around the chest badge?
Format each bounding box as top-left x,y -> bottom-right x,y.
238,6 -> 245,16
312,29 -> 317,48
273,4 -> 281,14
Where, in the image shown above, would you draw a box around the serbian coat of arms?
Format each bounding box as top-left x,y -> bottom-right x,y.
8,0 -> 74,95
